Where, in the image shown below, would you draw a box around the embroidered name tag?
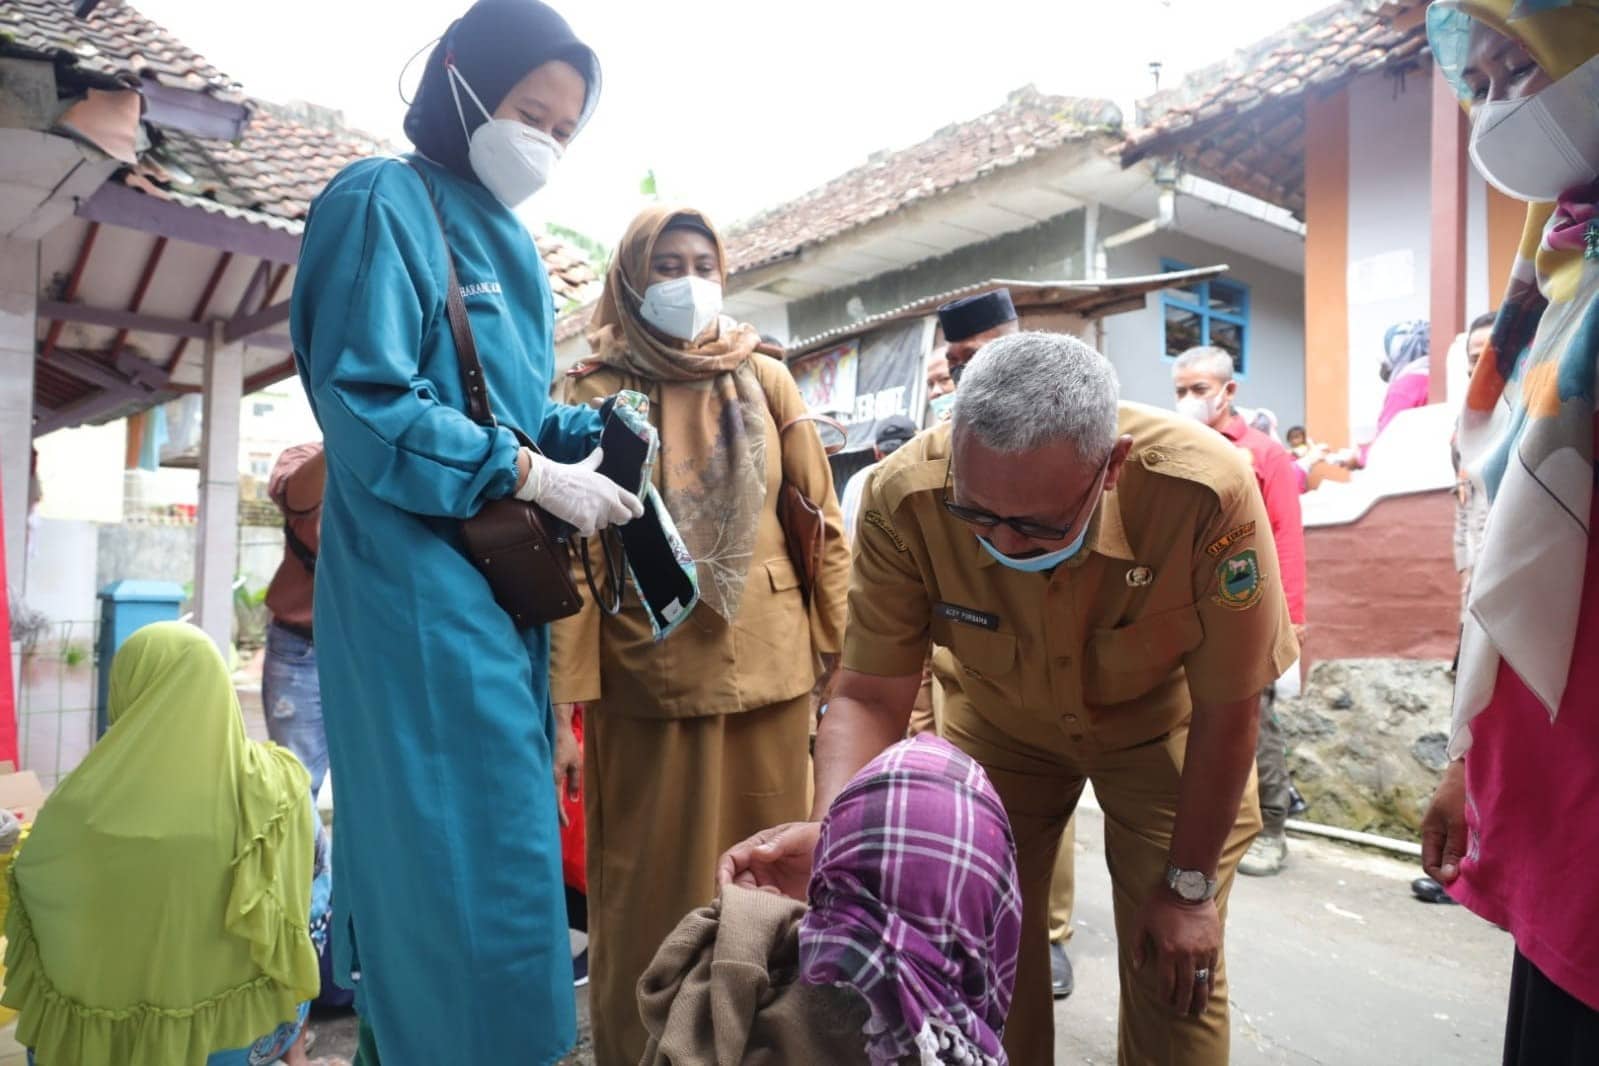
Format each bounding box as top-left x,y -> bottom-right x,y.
934,602 -> 1000,631
460,280 -> 503,298
1205,521 -> 1256,557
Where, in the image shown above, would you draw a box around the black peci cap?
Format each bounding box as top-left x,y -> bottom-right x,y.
936,289 -> 1017,343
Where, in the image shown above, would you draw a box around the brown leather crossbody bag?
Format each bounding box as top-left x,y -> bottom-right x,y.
773,413 -> 847,606
411,163 -> 620,628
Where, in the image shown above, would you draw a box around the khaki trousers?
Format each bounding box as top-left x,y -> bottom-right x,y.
584,695 -> 812,1066
944,712 -> 1261,1066
1049,814 -> 1077,944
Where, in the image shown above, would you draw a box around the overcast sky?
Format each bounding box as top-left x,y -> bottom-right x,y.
131,0 -> 1332,244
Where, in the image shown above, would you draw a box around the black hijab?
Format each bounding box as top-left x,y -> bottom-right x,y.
404,0 -> 601,182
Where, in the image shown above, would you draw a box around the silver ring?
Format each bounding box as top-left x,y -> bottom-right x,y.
1192,968 -> 1210,983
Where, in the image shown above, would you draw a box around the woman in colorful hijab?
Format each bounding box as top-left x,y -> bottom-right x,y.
635,735 -> 1021,1066
2,623 -> 327,1066
290,2 -> 639,1061
1423,2 -> 1599,1060
550,205 -> 851,1065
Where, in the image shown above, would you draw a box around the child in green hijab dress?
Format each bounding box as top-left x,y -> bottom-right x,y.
2,622 -> 332,1066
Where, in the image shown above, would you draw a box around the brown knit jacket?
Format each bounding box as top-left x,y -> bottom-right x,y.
636,885 -> 872,1066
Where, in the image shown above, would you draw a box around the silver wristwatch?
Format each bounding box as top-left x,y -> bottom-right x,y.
1165,862 -> 1218,903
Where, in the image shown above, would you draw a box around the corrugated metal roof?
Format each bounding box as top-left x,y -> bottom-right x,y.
787,267 -> 1230,357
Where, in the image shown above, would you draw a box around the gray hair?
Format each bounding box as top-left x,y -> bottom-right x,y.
1171,346 -> 1235,383
953,332 -> 1119,461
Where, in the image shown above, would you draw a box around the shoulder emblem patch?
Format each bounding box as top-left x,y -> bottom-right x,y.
1205,521 -> 1256,557
863,509 -> 908,552
1213,549 -> 1264,610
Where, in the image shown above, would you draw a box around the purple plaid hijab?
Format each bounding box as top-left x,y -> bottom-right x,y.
798,735 -> 1022,1066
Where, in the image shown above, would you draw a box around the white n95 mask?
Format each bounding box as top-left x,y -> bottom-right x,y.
1469,53 -> 1599,203
1177,392 -> 1223,425
638,276 -> 723,342
447,62 -> 562,208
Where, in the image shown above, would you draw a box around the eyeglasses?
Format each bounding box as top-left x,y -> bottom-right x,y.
942,455 -> 1109,542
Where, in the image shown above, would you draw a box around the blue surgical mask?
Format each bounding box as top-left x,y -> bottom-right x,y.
978,518 -> 1092,572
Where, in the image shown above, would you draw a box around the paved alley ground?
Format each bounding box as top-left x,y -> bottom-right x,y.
232,682 -> 1511,1065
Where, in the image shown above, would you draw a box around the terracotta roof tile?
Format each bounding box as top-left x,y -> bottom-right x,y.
150,107 -> 603,301
1119,0 -> 1430,215
724,86 -> 1122,276
5,1 -> 600,305
0,0 -> 241,98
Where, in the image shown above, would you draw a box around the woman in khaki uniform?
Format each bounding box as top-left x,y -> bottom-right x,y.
550,204 -> 850,1066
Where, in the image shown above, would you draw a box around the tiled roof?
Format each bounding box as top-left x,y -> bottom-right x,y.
724,86 -> 1122,276
151,103 -> 388,223
535,234 -> 603,307
0,0 -> 241,99
144,108 -> 602,304
1119,0 -> 1429,215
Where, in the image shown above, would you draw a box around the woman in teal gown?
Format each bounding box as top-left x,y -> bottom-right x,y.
289,2 -> 638,1062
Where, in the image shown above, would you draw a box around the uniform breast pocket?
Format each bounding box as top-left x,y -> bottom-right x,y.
1085,605 -> 1203,707
932,620 -> 1019,695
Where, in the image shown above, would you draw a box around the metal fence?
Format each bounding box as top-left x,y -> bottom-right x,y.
15,619 -> 99,787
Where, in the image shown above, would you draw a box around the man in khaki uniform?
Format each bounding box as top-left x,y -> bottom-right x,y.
719,332 -> 1296,1064
919,289 -> 1081,1001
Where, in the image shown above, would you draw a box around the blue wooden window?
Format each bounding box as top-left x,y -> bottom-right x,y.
1160,259 -> 1251,377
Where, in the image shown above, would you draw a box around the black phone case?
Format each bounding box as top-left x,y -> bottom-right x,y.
597,410 -> 696,631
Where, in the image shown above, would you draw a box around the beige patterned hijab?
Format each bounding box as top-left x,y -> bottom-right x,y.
588,206 -> 767,622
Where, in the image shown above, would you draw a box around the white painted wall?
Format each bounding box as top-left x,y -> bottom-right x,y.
1345,71 -> 1433,444
34,419 -> 125,524
1100,212 -> 1306,427
22,518 -> 98,625
1344,70 -> 1497,445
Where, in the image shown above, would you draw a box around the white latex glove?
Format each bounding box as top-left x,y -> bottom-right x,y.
514,447 -> 643,537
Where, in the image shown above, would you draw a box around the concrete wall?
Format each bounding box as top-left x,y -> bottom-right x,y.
1100,208 -> 1307,425
778,203 -> 1304,421
18,521 -> 285,627
1302,490 -> 1458,671
785,210 -> 1087,342
22,518 -> 98,626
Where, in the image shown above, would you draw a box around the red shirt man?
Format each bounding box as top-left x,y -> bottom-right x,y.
1172,346 -> 1305,878
1172,352 -> 1306,627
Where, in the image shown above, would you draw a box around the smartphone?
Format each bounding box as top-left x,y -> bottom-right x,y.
596,406 -> 697,633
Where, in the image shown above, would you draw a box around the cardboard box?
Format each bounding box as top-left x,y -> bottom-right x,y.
0,767 -> 47,824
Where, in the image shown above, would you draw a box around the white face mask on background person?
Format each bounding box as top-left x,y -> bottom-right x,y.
1176,391 -> 1225,425
446,62 -> 562,208
1469,53 -> 1599,203
638,276 -> 723,342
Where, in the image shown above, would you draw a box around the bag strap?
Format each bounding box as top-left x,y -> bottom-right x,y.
407,161 -> 494,428
284,520 -> 317,575
409,162 -> 629,611
780,413 -> 847,457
